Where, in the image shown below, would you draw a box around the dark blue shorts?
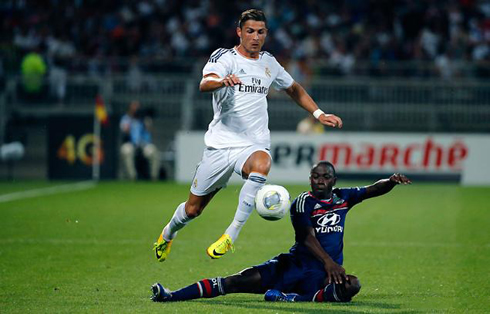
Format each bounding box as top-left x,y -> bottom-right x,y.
253,253 -> 327,295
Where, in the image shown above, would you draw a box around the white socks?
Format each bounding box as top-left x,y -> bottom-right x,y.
162,202 -> 192,241
162,172 -> 267,243
225,172 -> 267,242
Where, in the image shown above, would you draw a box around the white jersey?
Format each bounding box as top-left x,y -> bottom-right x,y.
202,47 -> 294,148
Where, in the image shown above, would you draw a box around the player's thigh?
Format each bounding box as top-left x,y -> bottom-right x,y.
299,268 -> 328,295
190,147 -> 234,197
252,253 -> 300,292
234,146 -> 271,178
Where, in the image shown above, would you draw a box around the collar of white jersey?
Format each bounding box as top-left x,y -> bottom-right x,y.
234,46 -> 261,61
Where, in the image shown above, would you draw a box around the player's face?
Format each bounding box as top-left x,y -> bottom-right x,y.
310,165 -> 336,196
237,20 -> 267,56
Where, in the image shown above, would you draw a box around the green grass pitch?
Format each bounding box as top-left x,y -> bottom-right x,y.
0,180 -> 489,313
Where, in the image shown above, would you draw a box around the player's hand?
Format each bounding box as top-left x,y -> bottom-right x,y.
324,259 -> 347,284
318,114 -> 343,129
221,74 -> 242,87
390,173 -> 411,185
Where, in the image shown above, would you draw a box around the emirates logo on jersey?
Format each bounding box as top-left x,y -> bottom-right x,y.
238,77 -> 269,94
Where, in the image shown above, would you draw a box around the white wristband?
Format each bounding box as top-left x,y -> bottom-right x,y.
313,109 -> 324,119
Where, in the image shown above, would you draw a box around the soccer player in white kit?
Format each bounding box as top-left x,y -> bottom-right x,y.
154,9 -> 343,261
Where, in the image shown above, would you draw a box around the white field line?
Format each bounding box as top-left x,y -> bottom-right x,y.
0,181 -> 97,204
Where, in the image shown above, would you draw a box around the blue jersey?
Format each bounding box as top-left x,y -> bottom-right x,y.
289,187 -> 366,268
120,115 -> 152,146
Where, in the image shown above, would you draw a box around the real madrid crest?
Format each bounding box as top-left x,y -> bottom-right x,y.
265,67 -> 271,78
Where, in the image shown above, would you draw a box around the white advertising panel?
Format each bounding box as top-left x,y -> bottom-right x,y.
176,132 -> 490,186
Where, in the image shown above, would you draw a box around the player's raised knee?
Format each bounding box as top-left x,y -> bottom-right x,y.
243,151 -> 271,177
249,160 -> 271,177
253,162 -> 271,176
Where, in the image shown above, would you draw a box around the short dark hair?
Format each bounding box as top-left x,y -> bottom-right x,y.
238,9 -> 267,29
311,161 -> 336,177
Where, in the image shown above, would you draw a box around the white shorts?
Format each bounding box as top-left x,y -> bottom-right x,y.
190,145 -> 271,196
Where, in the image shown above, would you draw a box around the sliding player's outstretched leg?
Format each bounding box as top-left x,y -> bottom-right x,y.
151,267 -> 263,302
151,278 -> 226,302
150,283 -> 172,302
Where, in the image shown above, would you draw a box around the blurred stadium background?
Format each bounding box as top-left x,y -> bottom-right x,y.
0,0 -> 489,181
1,1 -> 490,313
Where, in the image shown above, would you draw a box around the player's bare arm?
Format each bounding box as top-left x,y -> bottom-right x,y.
199,73 -> 242,92
285,82 -> 343,129
363,173 -> 411,200
295,224 -> 346,284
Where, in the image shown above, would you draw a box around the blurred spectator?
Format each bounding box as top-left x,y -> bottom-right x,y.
48,58 -> 67,104
120,100 -> 160,181
0,58 -> 4,92
1,0 -> 490,78
287,57 -> 312,88
20,49 -> 46,95
435,46 -> 461,80
296,115 -> 324,134
127,55 -> 144,92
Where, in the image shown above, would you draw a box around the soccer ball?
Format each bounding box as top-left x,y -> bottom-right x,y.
255,185 -> 291,221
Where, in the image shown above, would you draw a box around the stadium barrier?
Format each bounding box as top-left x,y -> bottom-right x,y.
176,132 -> 490,186
3,75 -> 490,180
6,75 -> 490,133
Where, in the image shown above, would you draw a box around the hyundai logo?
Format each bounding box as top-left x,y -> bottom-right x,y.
317,213 -> 341,226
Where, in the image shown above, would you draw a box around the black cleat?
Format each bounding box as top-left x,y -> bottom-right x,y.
151,283 -> 171,302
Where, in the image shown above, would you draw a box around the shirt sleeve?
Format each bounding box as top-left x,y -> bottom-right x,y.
271,58 -> 294,90
290,196 -> 312,229
120,115 -> 130,131
202,48 -> 232,78
342,187 -> 367,207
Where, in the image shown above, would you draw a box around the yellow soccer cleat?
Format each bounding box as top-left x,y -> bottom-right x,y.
153,233 -> 173,262
206,234 -> 234,259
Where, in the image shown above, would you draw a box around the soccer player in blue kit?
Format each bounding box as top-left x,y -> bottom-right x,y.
151,161 -> 411,303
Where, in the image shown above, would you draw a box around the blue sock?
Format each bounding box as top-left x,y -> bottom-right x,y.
168,277 -> 226,301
